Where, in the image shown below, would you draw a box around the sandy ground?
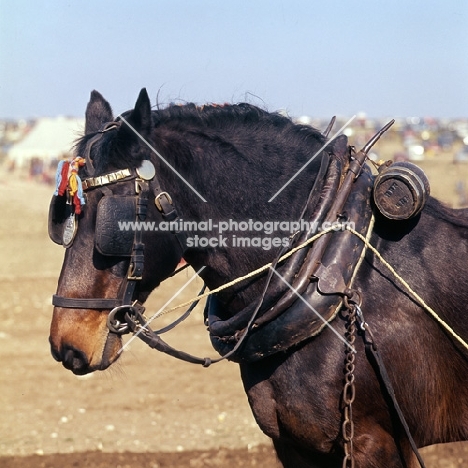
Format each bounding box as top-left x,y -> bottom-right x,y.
1,151 -> 468,467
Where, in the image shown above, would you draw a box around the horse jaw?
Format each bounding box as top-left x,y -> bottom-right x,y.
49,307 -> 122,375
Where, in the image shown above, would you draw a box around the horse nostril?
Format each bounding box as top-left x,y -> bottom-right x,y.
49,337 -> 63,362
50,346 -> 61,362
61,346 -> 89,374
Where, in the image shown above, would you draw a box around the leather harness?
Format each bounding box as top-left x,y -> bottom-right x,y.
208,141 -> 375,361
50,119 -> 428,467
51,121 -> 385,362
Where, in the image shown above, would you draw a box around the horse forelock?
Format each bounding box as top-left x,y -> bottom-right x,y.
74,124 -> 146,176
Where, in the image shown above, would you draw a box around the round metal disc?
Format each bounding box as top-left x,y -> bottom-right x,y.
63,214 -> 78,248
136,160 -> 156,180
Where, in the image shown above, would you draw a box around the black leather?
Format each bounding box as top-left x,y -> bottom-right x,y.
208,166 -> 375,362
95,196 -> 136,256
48,194 -> 72,245
52,294 -> 121,309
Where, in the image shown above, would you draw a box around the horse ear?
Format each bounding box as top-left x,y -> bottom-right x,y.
125,88 -> 152,136
85,90 -> 114,135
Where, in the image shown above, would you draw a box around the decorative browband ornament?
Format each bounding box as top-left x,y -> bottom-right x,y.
49,157 -> 157,250
52,156 -> 87,247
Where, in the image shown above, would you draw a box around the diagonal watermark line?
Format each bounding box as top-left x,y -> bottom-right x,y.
269,266 -> 356,352
268,115 -> 356,202
118,266 -> 206,354
118,114 -> 207,202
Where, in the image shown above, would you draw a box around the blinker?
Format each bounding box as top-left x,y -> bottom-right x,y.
48,194 -> 78,247
95,196 -> 136,256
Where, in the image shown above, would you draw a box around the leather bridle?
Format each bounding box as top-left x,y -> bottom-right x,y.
51,124 -> 186,332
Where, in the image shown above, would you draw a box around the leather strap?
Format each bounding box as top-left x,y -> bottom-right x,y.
52,294 -> 121,309
151,171 -> 187,255
82,169 -> 132,190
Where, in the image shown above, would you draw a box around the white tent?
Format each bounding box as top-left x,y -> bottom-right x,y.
7,117 -> 85,168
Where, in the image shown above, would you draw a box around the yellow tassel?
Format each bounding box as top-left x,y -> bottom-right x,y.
68,173 -> 78,196
67,157 -> 86,196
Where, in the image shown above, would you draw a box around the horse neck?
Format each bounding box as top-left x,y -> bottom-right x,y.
371,197 -> 468,339
151,122 -> 324,292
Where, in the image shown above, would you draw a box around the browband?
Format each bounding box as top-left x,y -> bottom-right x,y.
82,169 -> 132,190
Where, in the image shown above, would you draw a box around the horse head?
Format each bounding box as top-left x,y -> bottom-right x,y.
49,89 -> 183,374
49,88 -> 348,375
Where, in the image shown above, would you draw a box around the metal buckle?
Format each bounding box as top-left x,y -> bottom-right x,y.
135,179 -> 141,194
135,174 -> 152,195
155,192 -> 173,212
127,261 -> 143,281
354,304 -> 368,332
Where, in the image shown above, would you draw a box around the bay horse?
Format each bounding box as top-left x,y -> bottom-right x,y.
49,89 -> 468,467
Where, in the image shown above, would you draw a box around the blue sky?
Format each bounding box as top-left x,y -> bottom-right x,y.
1,0 -> 467,119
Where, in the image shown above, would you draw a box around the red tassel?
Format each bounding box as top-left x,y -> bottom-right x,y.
73,192 -> 82,215
57,162 -> 70,196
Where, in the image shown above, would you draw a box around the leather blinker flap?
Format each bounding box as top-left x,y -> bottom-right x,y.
95,196 -> 136,256
48,195 -> 72,245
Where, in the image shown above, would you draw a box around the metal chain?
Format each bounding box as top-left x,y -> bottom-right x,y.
342,302 -> 357,468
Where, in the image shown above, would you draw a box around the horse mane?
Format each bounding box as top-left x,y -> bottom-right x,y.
76,102 -> 326,176
151,102 -> 326,150
425,197 -> 468,229
76,101 -> 468,234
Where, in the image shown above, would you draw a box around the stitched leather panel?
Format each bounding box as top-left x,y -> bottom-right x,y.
209,166 -> 374,362
95,196 -> 136,256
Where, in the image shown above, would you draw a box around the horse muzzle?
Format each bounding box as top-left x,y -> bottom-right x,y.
49,307 -> 123,375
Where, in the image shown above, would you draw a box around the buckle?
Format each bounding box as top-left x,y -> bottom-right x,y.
127,271 -> 143,281
155,192 -> 173,212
